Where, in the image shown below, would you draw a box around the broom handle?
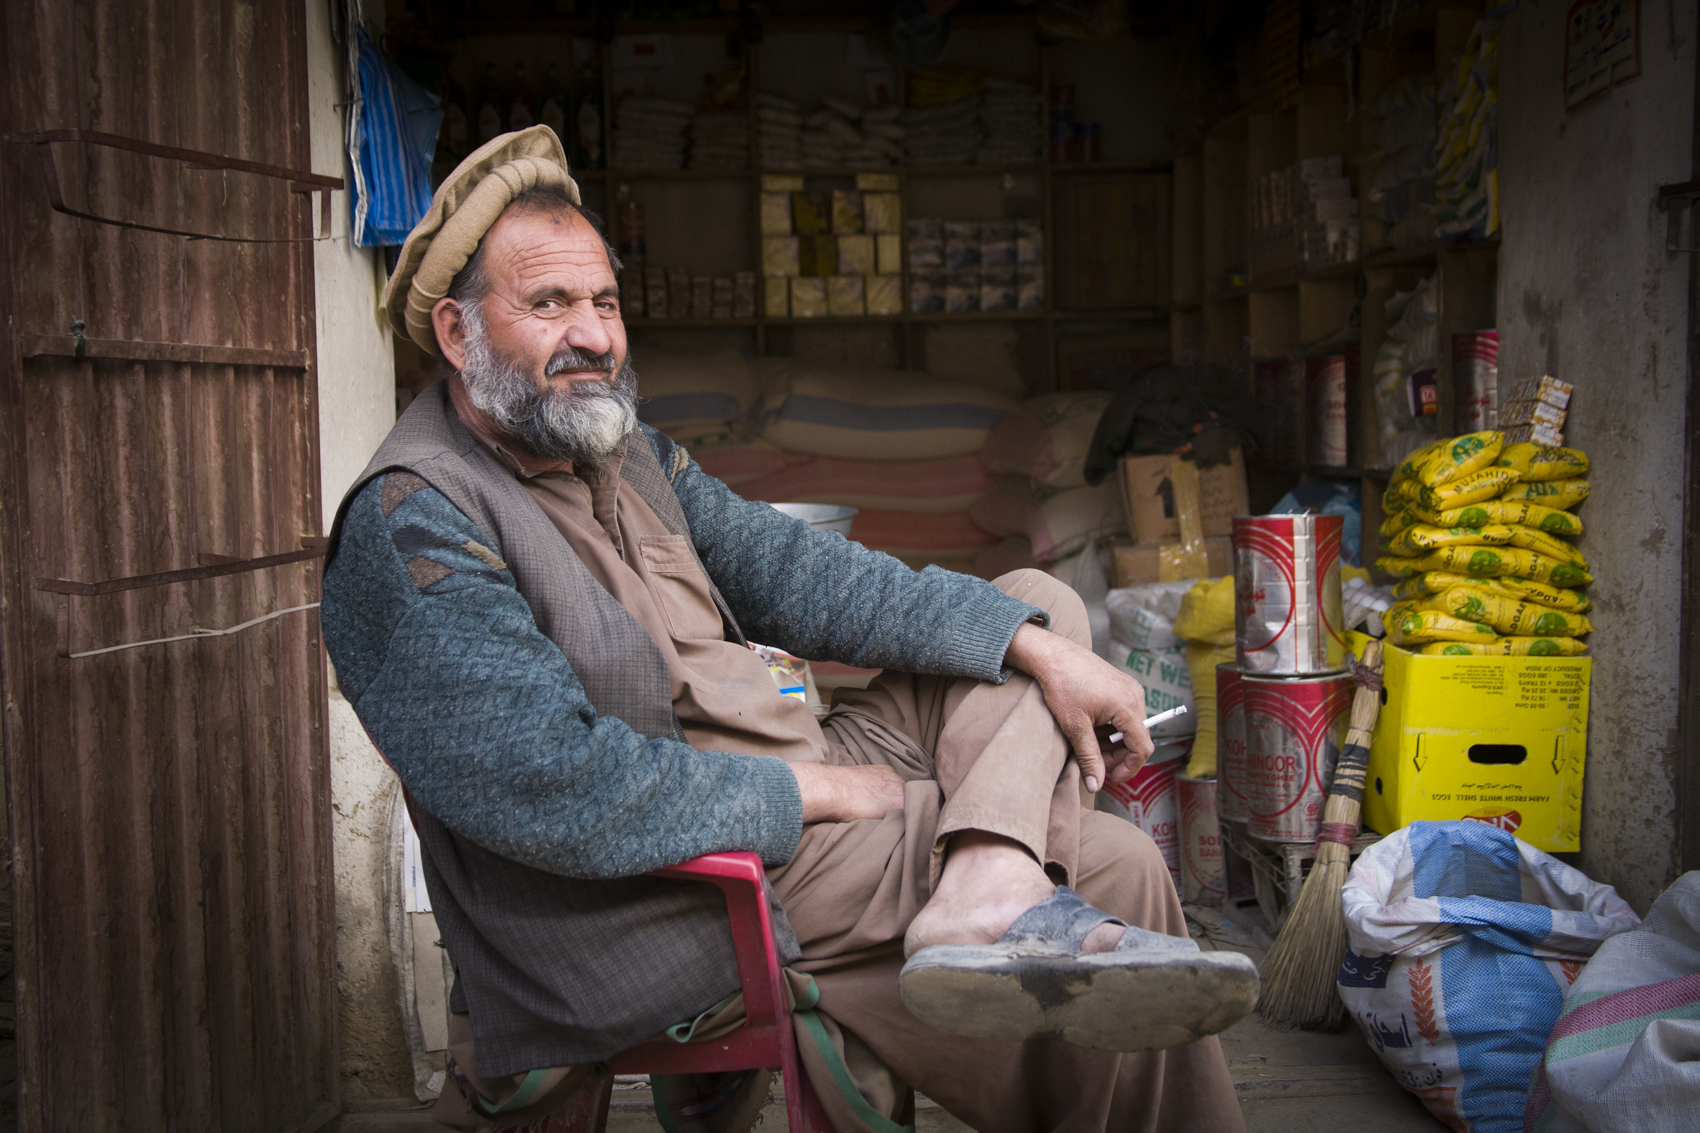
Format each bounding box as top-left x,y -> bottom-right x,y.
1317,641 -> 1385,848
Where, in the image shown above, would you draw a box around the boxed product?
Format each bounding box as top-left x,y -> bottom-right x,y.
908,219 -> 944,270
909,273 -> 945,313
865,274 -> 903,316
761,236 -> 800,277
792,191 -> 830,235
826,274 -> 865,317
799,235 -> 838,276
1355,631 -> 1590,852
666,267 -> 690,319
944,221 -> 981,269
1110,537 -> 1232,588
979,268 -> 1016,312
945,272 -> 980,313
855,172 -> 901,192
710,276 -> 734,319
761,173 -> 805,192
690,276 -> 712,319
760,192 -> 793,235
837,233 -> 875,275
831,189 -> 863,234
645,270 -> 670,319
790,277 -> 827,318
875,233 -> 904,275
733,271 -> 757,319
763,275 -> 790,318
863,193 -> 902,234
1118,450 -> 1250,542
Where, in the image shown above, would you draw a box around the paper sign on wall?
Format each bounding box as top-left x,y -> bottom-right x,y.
1565,0 -> 1641,110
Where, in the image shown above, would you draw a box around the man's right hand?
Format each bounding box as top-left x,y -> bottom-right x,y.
790,761 -> 906,824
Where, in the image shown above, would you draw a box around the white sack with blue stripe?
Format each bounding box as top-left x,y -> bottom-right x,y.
1337,821 -> 1639,1133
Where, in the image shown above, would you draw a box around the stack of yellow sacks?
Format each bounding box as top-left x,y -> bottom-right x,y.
1374,432 -> 1593,656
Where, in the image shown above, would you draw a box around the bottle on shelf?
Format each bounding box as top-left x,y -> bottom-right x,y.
539,63 -> 569,147
475,62 -> 506,145
509,63 -> 536,132
571,54 -> 604,170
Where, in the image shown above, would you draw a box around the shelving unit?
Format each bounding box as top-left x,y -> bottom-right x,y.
413,13 -> 1175,396
1171,0 -> 1501,550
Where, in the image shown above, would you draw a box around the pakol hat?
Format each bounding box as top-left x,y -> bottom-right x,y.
382,125 -> 581,356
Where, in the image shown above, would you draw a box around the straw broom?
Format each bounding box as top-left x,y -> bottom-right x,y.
1257,640 -> 1386,1030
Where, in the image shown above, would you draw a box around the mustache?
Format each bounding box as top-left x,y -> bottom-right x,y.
544,346 -> 619,377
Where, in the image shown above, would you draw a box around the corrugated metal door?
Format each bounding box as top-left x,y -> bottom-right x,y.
0,3 -> 339,1130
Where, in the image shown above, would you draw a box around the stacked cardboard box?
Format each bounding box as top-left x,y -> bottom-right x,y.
1496,375 -> 1572,446
760,174 -> 902,318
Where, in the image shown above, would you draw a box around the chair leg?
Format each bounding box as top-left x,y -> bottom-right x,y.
781,1028 -> 838,1133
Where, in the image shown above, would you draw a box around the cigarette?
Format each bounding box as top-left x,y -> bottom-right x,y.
1107,704 -> 1189,745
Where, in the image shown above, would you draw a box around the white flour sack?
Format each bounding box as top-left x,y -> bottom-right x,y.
1337,822 -> 1639,1132
1106,643 -> 1194,739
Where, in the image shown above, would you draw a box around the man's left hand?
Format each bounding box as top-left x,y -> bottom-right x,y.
1004,624 -> 1156,794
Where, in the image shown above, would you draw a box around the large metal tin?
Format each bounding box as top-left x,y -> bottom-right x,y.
1232,514 -> 1346,675
1216,663 -> 1247,821
1097,740 -> 1191,893
1242,672 -> 1354,842
1306,354 -> 1349,466
1178,776 -> 1227,906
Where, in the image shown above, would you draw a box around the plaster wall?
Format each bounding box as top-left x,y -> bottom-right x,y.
305,0 -> 413,1103
1496,0 -> 1694,911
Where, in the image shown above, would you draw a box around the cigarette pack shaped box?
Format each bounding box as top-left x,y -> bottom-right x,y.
790,277 -> 828,318
761,236 -> 800,277
827,275 -> 865,316
710,276 -> 734,319
1530,400 -> 1567,428
979,267 -> 1016,311
690,276 -> 713,319
760,192 -> 794,235
944,271 -> 980,312
792,191 -> 830,236
798,235 -> 839,277
831,190 -> 864,234
855,172 -> 901,192
761,174 -> 805,192
645,270 -> 670,319
943,221 -> 981,270
863,192 -> 902,234
865,274 -> 903,316
1537,375 -> 1574,408
909,272 -> 945,313
1016,267 -> 1044,310
763,275 -> 790,317
667,267 -> 691,319
837,233 -> 875,275
733,271 -> 757,319
980,220 -> 1016,268
1016,219 -> 1043,264
621,266 -> 646,318
875,233 -> 904,275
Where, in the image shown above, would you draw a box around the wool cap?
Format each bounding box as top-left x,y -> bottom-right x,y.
383,125 -> 582,356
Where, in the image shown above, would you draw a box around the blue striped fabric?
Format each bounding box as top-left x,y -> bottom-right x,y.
636,392 -> 743,424
351,26 -> 440,247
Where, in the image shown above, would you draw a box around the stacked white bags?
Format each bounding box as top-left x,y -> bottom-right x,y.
612,97 -> 692,170
756,94 -> 803,169
800,98 -> 901,168
976,78 -> 1042,164
903,97 -> 983,165
688,110 -> 749,172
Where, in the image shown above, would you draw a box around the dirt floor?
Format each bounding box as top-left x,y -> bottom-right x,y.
331,901 -> 1443,1133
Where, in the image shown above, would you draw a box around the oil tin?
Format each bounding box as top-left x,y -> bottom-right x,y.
1216,662 -> 1247,821
1178,776 -> 1226,906
1306,354 -> 1349,466
1097,740 -> 1190,893
1232,514 -> 1346,675
1454,330 -> 1501,432
1241,671 -> 1354,842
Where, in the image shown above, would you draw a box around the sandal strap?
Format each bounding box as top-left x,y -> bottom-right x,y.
999,885 -> 1128,951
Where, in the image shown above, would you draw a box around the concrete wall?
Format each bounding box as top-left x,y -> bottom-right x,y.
1496,0 -> 1694,911
304,0 -> 413,1103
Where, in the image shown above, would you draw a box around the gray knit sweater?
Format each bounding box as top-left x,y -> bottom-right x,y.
320,426 -> 1044,881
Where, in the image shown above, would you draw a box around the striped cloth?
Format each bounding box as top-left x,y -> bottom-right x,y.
349,25 -> 440,247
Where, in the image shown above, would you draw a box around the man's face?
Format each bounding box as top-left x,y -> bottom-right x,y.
432,206 -> 636,463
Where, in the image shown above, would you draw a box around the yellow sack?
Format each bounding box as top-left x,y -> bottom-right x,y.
1418,637 -> 1590,657
1501,478 -> 1590,510
1379,509 -> 1424,538
1497,443 -> 1589,481
1383,482 -> 1411,514
1504,525 -> 1588,568
1183,641 -> 1236,778
1173,576 -> 1236,646
1397,466 -> 1523,511
1379,546 -> 1594,587
1391,572 -> 1593,614
1396,431 -> 1505,488
1418,586 -> 1593,638
1412,499 -> 1583,536
1382,523 -> 1516,556
1386,607 -> 1498,647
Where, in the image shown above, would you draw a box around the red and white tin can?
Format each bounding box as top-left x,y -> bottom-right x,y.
1241,672 -> 1353,842
1215,663 -> 1247,822
1232,514 -> 1346,675
1098,740 -> 1190,893
1178,776 -> 1226,906
1306,354 -> 1349,467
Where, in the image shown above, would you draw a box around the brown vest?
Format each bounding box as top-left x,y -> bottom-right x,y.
327,382 -> 796,1077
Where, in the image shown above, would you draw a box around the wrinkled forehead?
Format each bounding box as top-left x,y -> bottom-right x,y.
482,205 -> 615,298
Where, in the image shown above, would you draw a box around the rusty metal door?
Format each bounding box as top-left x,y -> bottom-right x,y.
0,2 -> 339,1130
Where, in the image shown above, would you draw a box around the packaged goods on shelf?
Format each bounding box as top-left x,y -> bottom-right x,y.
865,274 -> 902,316
830,190 -> 863,233
943,221 -> 980,268
1016,268 -> 1044,310
1363,74 -> 1438,249
666,267 -> 690,319
980,268 -> 1016,311
874,233 -> 903,274
798,234 -> 837,276
836,233 -> 875,275
687,109 -> 748,172
644,270 -> 669,319
689,276 -> 712,319
945,272 -> 979,312
826,274 -> 864,316
907,219 -> 944,268
1391,572 -> 1592,614
1501,477 -> 1590,508
789,277 -> 827,318
756,93 -> 803,169
863,193 -> 902,234
1434,17 -> 1501,239
1498,374 -> 1574,443
792,190 -> 829,235
759,192 -> 792,235
909,273 -> 944,313
733,272 -> 756,319
903,95 -> 984,165
612,96 -> 691,170
709,276 -> 733,320
763,275 -> 789,317
1453,330 -> 1500,431
976,77 -> 1042,164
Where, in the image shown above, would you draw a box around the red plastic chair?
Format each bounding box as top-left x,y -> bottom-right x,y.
605,852 -> 836,1133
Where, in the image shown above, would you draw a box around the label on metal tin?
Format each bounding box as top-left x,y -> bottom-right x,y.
1241,673 -> 1353,842
1178,776 -> 1226,905
1233,515 -> 1346,675
1216,663 -> 1247,821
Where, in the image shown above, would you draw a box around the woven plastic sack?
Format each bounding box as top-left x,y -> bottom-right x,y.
1106,644 -> 1193,740
1524,872 -> 1700,1133
1339,822 -> 1639,1132
1105,580 -> 1194,652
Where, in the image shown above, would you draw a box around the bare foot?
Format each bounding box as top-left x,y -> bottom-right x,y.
903,832 -> 1129,957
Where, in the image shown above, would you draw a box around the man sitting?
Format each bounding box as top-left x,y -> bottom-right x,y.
321,127 -> 1254,1133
